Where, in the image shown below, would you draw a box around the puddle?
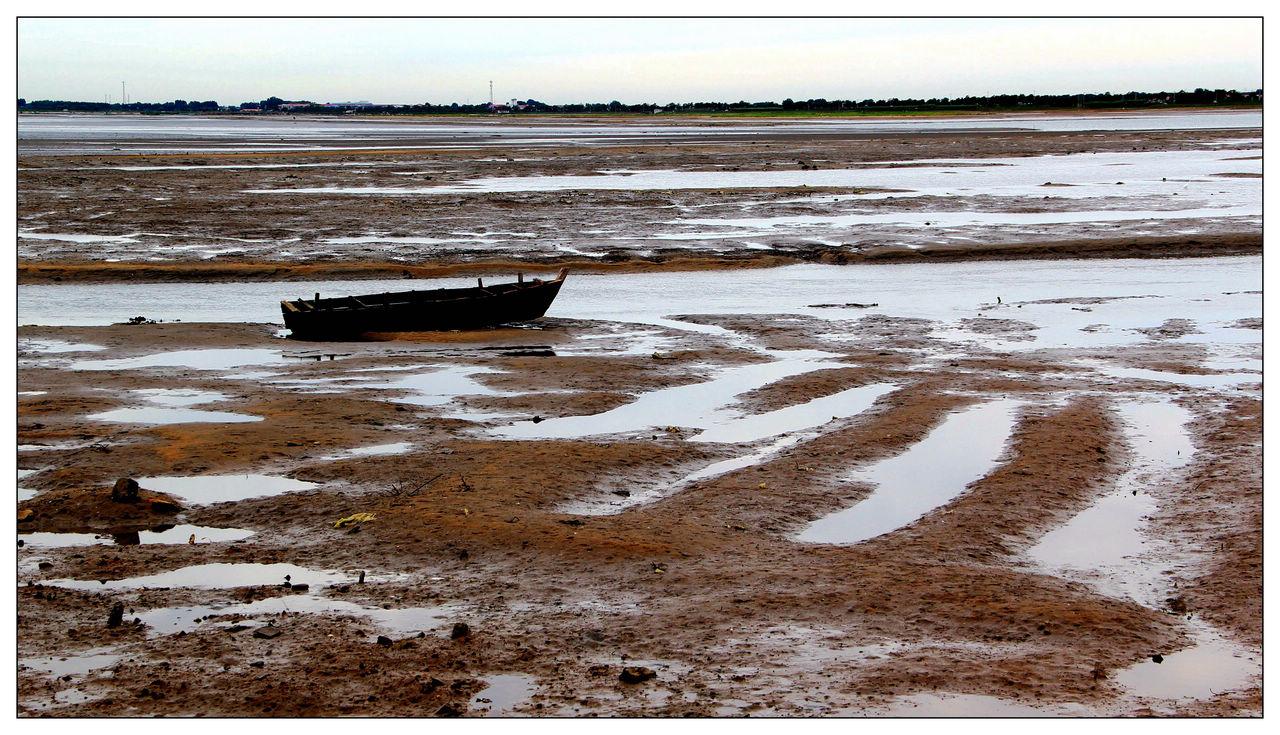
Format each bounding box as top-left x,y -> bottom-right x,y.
129,388 -> 229,406
566,384 -> 897,515
86,388 -> 264,425
1113,619 -> 1259,706
136,474 -> 320,505
88,406 -> 262,425
797,399 -> 1023,545
1085,362 -> 1260,389
494,352 -> 844,440
474,673 -> 537,717
1026,399 -> 1193,603
74,348 -> 290,371
135,595 -> 457,638
18,338 -> 105,354
22,648 -> 123,678
690,382 -> 895,443
875,691 -> 1091,717
319,442 -> 415,461
20,524 -> 255,548
365,366 -> 507,407
54,688 -> 106,706
41,562 -> 400,591
682,435 -> 805,485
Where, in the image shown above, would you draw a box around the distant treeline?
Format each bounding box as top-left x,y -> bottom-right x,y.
18,88 -> 1262,115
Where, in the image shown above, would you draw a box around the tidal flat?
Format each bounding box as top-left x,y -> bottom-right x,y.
16,112 -> 1261,716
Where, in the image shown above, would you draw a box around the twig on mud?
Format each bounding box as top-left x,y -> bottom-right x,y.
387,473 -> 444,497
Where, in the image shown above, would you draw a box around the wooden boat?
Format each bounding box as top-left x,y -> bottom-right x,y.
281,268 -> 569,340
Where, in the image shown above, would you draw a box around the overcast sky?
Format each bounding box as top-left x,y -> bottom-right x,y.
16,15 -> 1263,106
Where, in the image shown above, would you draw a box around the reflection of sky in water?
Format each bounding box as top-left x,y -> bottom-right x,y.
135,595 -> 457,638
797,399 -> 1022,545
41,562 -> 401,590
17,257 -> 1261,373
495,351 -> 842,440
1027,400 -> 1193,605
243,148 -> 1259,202
19,524 -> 255,547
18,111 -> 1260,156
136,474 -> 320,504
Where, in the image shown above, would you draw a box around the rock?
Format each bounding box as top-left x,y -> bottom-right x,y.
376,635 -> 393,647
619,666 -> 657,684
147,498 -> 181,514
1151,654 -> 1164,664
612,490 -> 631,497
38,561 -> 54,570
111,478 -> 140,503
107,602 -> 124,628
290,583 -> 310,593
451,622 -> 471,639
252,626 -> 282,639
18,508 -> 35,523
435,703 -> 464,717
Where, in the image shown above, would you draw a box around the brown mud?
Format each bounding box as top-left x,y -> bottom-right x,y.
15,117 -> 1261,717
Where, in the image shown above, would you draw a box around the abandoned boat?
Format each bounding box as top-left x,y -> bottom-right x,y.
281,268 -> 569,340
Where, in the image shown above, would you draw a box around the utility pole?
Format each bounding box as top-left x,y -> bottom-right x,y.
122,81 -> 127,105
489,80 -> 494,106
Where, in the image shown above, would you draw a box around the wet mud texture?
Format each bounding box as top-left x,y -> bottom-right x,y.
17,121 -> 1260,284
17,309 -> 1260,716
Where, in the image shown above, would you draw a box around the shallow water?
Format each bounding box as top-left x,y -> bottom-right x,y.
17,259 -> 1260,355
135,595 -> 457,638
691,382 -> 896,443
318,441 -> 416,460
73,348 -> 290,371
797,399 -> 1022,545
86,387 -> 261,427
41,562 -> 399,591
20,524 -> 255,548
494,351 -> 844,440
1113,619 -> 1259,706
136,474 -> 320,505
17,337 -> 105,354
875,691 -> 1092,717
474,673 -> 538,717
22,648 -> 123,679
88,406 -> 262,425
247,148 -> 1259,202
18,110 -> 1260,156
1026,400 -> 1193,602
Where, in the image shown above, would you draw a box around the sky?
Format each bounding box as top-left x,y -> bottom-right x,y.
13,13 -> 1265,107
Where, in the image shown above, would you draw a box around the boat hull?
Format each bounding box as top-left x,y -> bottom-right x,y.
281,270 -> 567,341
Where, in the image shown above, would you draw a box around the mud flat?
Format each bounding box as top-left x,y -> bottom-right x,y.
17,111 -> 1260,282
17,253 -> 1260,716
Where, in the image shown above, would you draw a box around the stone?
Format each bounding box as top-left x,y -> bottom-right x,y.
147,498 -> 181,514
619,666 -> 657,684
111,478 -> 140,503
451,622 -> 471,639
252,626 -> 282,639
107,602 -> 124,628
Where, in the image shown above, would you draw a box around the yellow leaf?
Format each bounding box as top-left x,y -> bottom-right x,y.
334,512 -> 376,529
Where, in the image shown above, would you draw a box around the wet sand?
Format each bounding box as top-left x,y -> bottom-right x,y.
15,115 -> 1262,717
